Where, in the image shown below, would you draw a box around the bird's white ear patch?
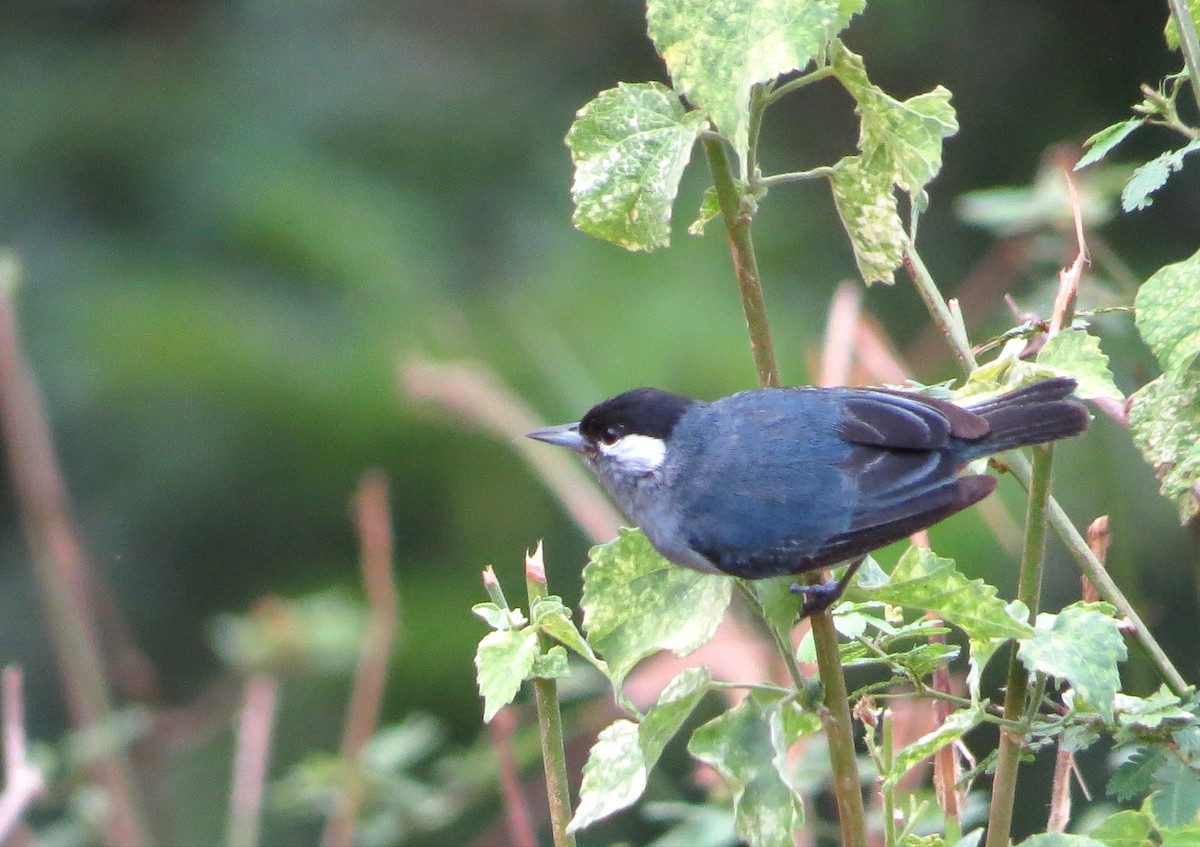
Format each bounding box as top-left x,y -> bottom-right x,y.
598,433 -> 667,473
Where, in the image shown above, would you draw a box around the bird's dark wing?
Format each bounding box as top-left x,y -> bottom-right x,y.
683,388 -> 996,579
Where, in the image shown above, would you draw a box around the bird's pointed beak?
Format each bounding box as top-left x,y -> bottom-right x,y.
526,422 -> 587,452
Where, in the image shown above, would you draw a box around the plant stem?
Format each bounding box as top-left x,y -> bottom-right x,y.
985,445 -> 1054,847
755,167 -> 837,189
702,137 -> 781,388
0,255 -> 150,846
526,556 -> 577,847
901,244 -> 1190,696
706,135 -> 867,847
765,64 -> 836,105
1167,0 -> 1200,118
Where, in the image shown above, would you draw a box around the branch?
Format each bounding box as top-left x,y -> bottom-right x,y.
0,668 -> 44,843
0,253 -> 149,846
321,471 -> 400,847
226,674 -> 279,847
1167,0 -> 1200,118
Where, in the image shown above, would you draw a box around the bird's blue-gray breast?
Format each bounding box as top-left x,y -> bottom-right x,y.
669,389 -> 856,578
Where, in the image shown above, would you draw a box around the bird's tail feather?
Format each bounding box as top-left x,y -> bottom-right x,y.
962,376 -> 1089,458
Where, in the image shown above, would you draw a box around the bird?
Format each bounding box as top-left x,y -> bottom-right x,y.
526,377 -> 1089,611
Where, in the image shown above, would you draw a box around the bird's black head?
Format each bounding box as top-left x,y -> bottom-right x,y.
526,387 -> 698,476
578,387 -> 697,447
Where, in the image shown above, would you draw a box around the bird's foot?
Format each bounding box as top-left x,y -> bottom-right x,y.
789,557 -> 866,616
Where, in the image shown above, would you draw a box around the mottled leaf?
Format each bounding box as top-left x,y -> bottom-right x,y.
566,82 -> 708,251
885,706 -> 983,789
1165,0 -> 1200,49
531,595 -> 609,675
689,691 -> 814,846
1129,372 -> 1200,524
1036,328 -> 1124,402
569,720 -> 645,831
568,667 -> 712,832
475,628 -> 539,722
582,528 -> 732,692
647,0 -> 864,165
1018,602 -> 1126,722
1135,249 -> 1200,375
831,41 -> 957,208
856,546 -> 1033,643
830,154 -> 906,285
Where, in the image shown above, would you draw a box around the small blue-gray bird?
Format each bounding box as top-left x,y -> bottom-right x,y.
527,377 -> 1087,610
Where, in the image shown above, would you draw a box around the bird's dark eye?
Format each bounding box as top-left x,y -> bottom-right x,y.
600,425 -> 624,445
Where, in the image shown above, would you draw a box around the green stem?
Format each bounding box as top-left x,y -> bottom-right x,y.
1167,0 -> 1200,118
765,64 -> 836,105
985,445 -> 1054,847
526,572 -> 577,847
881,713 -> 896,847
707,135 -> 867,847
755,166 -> 837,189
901,244 -> 1190,696
703,137 -> 781,388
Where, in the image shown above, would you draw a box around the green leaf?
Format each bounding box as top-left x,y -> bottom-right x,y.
1017,602 -> 1126,722
1015,835 -> 1107,847
568,667 -> 712,832
1152,762 -> 1200,828
830,154 -> 906,285
1076,118 -> 1143,170
953,338 -> 1063,404
1036,328 -> 1124,402
582,528 -> 733,693
474,599 -> 527,631
569,720 -> 645,831
1161,826 -> 1200,847
830,41 -> 958,208
1114,686 -> 1195,733
530,645 -> 570,679
646,0 -> 864,166
1129,372 -> 1200,524
1135,248 -> 1200,375
531,595 -> 609,675
1165,0 -> 1200,49
884,706 -> 983,790
644,802 -> 740,847
566,82 -> 709,251
641,666 -> 713,764
689,186 -> 722,236
855,546 -> 1034,643
754,575 -> 805,638
688,691 -> 814,847
1086,809 -> 1152,847
1122,138 -> 1200,212
474,628 -> 539,722
1108,747 -> 1166,802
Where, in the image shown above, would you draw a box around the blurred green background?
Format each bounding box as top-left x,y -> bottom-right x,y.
1,0 -> 1198,844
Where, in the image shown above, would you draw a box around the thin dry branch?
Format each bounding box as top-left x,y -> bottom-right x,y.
0,668 -> 44,844
400,356 -> 621,545
0,255 -> 147,846
488,708 -> 537,847
321,472 -> 401,847
226,673 -> 278,847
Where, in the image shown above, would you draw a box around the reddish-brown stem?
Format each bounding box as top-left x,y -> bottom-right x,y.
489,707 -> 537,847
226,673 -> 279,847
0,256 -> 148,846
321,471 -> 400,847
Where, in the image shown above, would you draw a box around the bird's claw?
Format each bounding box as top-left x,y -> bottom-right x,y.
788,556 -> 867,617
